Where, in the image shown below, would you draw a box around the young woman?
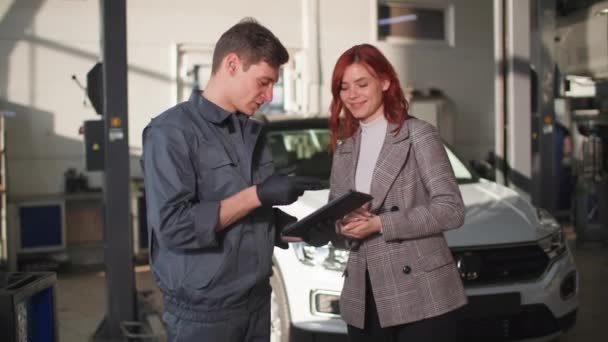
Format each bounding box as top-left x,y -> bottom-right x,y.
322,44 -> 467,341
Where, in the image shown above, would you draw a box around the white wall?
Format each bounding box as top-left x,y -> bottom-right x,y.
319,0 -> 495,161
1,0 -> 495,197
1,0 -> 102,197
0,0 -> 304,197
126,0 -> 304,151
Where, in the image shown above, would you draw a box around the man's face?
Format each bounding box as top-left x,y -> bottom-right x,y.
231,59 -> 279,115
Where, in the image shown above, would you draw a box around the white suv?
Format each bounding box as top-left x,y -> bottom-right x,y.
266,117 -> 578,342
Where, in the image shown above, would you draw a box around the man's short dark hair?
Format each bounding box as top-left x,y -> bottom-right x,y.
212,18 -> 289,74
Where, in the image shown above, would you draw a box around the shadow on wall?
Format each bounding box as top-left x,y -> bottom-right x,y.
0,1 -> 159,197
0,0 -> 86,197
0,0 -> 172,96
0,0 -> 45,99
1,100 -> 143,198
2,100 -> 95,197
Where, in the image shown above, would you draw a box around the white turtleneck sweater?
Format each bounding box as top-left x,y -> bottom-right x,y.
355,115 -> 388,194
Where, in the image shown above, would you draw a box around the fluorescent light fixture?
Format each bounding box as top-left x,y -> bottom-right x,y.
378,14 -> 418,26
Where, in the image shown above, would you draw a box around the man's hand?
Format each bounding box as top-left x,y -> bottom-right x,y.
257,168 -> 322,206
274,208 -> 301,249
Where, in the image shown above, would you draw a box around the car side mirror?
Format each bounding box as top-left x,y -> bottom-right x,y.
469,159 -> 495,181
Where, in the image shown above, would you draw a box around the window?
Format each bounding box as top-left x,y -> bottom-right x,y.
176,44 -> 214,102
377,1 -> 453,45
176,44 -> 304,114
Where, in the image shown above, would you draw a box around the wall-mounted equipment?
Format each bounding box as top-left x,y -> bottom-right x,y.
84,120 -> 105,171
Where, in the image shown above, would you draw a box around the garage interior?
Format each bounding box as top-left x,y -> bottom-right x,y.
1,0 -> 608,341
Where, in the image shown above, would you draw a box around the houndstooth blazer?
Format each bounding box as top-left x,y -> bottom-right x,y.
330,117 -> 467,329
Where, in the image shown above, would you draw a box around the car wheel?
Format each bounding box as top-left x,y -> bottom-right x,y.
270,265 -> 291,342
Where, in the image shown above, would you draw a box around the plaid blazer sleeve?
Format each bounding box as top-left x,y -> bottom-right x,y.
381,121 -> 465,241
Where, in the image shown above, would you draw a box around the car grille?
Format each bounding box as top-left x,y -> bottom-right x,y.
457,304 -> 562,341
452,244 -> 550,285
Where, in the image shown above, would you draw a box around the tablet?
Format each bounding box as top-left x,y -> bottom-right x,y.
281,190 -> 373,238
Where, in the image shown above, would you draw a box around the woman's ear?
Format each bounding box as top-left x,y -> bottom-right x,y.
382,79 -> 390,91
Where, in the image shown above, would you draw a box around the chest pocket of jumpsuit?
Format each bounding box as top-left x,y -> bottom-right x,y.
198,145 -> 242,196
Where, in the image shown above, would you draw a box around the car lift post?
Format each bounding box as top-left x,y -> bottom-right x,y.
92,0 -> 137,340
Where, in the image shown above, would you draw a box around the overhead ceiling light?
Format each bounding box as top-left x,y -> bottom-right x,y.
597,8 -> 608,15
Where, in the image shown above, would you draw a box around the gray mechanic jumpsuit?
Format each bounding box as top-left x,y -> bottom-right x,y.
142,90 -> 281,341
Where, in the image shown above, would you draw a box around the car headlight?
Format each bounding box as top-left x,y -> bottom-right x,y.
537,208 -> 567,260
293,242 -> 349,271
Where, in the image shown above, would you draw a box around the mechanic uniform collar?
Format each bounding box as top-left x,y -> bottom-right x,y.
189,90 -> 233,124
189,90 -> 263,184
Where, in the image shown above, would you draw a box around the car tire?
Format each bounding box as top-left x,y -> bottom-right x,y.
270,265 -> 291,342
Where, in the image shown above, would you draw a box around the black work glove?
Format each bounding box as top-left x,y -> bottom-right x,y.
274,208 -> 298,249
257,168 -> 323,206
304,218 -> 337,247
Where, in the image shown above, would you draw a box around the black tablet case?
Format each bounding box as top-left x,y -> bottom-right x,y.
281,190 -> 373,237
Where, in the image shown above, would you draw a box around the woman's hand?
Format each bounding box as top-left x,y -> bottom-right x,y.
343,207 -> 372,223
338,204 -> 381,240
339,215 -> 381,240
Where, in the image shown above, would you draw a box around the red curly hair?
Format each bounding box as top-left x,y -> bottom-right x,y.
328,44 -> 409,152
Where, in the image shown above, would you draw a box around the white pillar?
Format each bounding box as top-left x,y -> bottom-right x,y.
494,0 -> 533,197
302,0 -> 322,115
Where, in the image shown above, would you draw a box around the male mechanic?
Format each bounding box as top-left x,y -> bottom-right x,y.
141,18 -> 321,341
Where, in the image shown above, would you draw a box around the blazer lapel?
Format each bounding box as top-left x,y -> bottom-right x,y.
337,128 -> 361,191
369,121 -> 411,212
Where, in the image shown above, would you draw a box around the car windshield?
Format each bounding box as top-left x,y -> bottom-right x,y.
266,125 -> 476,185
267,128 -> 333,184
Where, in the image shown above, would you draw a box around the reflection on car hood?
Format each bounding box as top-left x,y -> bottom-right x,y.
446,180 -> 539,248
277,189 -> 331,220
280,181 -> 540,248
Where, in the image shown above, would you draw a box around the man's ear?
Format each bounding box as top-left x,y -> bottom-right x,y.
223,53 -> 241,75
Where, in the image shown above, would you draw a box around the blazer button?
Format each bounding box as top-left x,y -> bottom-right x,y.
402,266 -> 412,274
391,206 -> 399,212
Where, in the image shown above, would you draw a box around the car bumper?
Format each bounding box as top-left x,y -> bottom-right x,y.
458,248 -> 578,341
274,245 -> 578,341
273,247 -> 347,334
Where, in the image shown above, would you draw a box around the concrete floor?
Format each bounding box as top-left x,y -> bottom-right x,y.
56,264 -> 163,341
54,239 -> 608,342
559,242 -> 608,341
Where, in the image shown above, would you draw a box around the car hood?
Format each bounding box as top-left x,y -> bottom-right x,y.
278,190 -> 331,220
445,180 -> 540,248
281,180 -> 542,248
